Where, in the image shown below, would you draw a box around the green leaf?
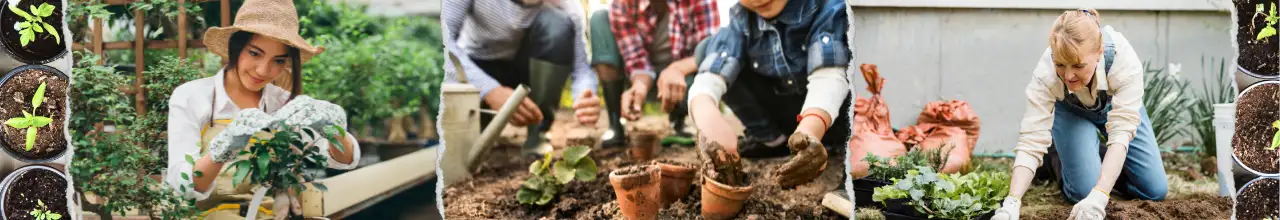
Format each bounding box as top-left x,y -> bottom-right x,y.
42,22 -> 57,44
9,5 -> 31,20
30,82 -> 43,109
17,22 -> 28,29
516,188 -> 540,204
181,172 -> 189,180
47,213 -> 59,220
520,176 -> 545,190
31,23 -> 41,33
1259,27 -> 1277,41
185,154 -> 196,165
36,3 -> 53,17
256,156 -> 269,175
25,127 -> 35,151
562,146 -> 590,165
21,111 -> 30,118
193,171 -> 203,178
536,185 -> 556,205
574,157 -> 597,182
28,116 -> 50,127
232,161 -> 250,187
6,117 -> 30,129
19,28 -> 31,46
552,160 -> 574,184
313,183 -> 328,192
529,160 -> 544,175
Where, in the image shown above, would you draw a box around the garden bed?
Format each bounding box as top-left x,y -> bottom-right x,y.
444,116 -> 845,219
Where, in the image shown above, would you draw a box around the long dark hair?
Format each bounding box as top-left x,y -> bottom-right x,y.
225,31 -> 302,101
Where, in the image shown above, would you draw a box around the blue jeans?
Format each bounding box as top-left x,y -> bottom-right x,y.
1052,101 -> 1167,203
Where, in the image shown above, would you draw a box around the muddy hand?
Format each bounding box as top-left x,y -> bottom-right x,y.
775,132 -> 827,188
698,134 -> 741,177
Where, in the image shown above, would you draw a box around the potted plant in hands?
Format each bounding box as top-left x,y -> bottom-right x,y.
698,139 -> 753,220
0,0 -> 66,64
0,165 -> 70,220
0,65 -> 67,163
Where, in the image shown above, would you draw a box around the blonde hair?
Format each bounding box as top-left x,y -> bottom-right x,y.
1049,8 -> 1103,64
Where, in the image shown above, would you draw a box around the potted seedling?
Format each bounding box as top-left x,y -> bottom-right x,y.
0,165 -> 70,220
871,166 -> 1008,220
0,0 -> 65,64
854,149 -> 947,208
628,118 -> 668,162
0,65 -> 66,163
1238,1 -> 1280,78
226,121 -> 348,219
609,164 -> 661,220
698,138 -> 753,220
1232,81 -> 1280,176
516,146 -> 598,205
655,159 -> 696,208
1234,177 -> 1280,219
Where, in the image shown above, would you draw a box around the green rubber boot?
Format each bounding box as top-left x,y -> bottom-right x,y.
523,59 -> 572,157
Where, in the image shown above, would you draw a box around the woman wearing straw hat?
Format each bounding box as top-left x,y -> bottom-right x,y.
164,0 -> 360,219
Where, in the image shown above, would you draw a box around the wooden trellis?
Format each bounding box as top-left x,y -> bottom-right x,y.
69,0 -> 230,118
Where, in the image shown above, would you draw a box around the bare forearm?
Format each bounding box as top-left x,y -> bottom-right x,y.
1008,166 -> 1036,199
329,135 -> 356,165
796,109 -> 830,140
193,154 -> 225,193
669,57 -> 697,76
1094,145 -> 1128,193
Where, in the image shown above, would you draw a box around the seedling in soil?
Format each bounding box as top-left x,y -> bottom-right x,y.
229,123 -> 346,196
4,81 -> 50,151
1270,120 -> 1279,150
28,200 -> 60,220
7,3 -> 59,47
517,146 -> 598,205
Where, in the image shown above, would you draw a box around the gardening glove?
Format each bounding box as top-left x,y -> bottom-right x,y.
276,95 -> 349,132
1068,189 -> 1109,220
775,132 -> 827,188
209,109 -> 281,163
991,197 -> 1021,220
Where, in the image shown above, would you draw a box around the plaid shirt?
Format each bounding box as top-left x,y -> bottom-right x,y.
609,0 -> 719,78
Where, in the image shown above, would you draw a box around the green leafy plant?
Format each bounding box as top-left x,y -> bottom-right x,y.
864,148 -> 949,181
228,122 -> 346,196
6,81 -> 52,151
29,200 -> 61,220
1189,57 -> 1235,156
872,166 -> 1010,219
1143,62 -> 1195,148
9,3 -> 61,46
1256,3 -> 1280,41
1269,120 -> 1279,150
516,146 -> 598,205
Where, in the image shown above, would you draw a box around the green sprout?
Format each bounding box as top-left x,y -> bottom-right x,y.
8,2 -> 60,47
5,81 -> 51,151
516,146 -> 598,205
1256,3 -> 1280,41
1270,120 -> 1279,150
29,200 -> 61,220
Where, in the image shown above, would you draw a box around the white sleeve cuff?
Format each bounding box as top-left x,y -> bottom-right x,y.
688,74 -> 728,107
1013,151 -> 1044,171
802,67 -> 850,127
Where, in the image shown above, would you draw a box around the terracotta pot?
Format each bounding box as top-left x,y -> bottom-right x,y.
701,175 -> 753,220
629,134 -> 660,161
657,160 -> 697,207
609,165 -> 662,220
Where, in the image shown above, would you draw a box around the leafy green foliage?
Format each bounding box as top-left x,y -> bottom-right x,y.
67,0 -> 111,21
228,122 -> 340,196
5,81 -> 53,151
68,52 -> 133,133
872,166 -> 1010,219
1257,3 -> 1279,41
1189,57 -> 1235,156
9,3 -> 60,46
29,200 -> 61,220
517,146 -> 598,205
1270,120 -> 1279,150
864,148 -> 947,181
1142,62 -> 1195,148
143,56 -> 206,114
298,0 -> 443,137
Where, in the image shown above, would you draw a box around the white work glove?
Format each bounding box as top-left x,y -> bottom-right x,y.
1067,189 -> 1109,220
276,95 -> 349,132
208,109 -> 282,163
990,196 -> 1021,220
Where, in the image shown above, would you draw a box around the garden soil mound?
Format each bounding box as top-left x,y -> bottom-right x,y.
1022,194 -> 1233,220
444,144 -> 846,219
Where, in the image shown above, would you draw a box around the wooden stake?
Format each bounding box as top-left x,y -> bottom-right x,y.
178,0 -> 187,60
134,9 -> 146,116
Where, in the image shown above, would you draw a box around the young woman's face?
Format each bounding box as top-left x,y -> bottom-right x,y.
233,35 -> 292,92
1053,47 -> 1102,91
740,0 -> 787,19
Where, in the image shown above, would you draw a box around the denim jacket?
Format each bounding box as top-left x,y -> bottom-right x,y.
696,0 -> 849,91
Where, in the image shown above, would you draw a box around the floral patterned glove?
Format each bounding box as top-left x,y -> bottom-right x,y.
209,109 -> 281,163
276,95 -> 349,135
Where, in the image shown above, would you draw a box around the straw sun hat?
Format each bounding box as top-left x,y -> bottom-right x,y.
203,0 -> 325,63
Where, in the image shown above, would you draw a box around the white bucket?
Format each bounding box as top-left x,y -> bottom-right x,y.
1212,103 -> 1236,198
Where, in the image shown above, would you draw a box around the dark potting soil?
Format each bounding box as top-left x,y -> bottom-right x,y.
3,168 -> 68,220
0,0 -> 66,63
1232,83 -> 1280,174
1020,194 -> 1234,220
0,68 -> 66,160
1237,0 -> 1280,75
614,165 -> 657,190
1236,178 -> 1280,219
443,144 -> 845,219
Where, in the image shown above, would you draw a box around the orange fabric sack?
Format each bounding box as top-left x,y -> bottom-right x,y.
917,100 -> 982,150
895,100 -> 982,174
850,64 -> 907,178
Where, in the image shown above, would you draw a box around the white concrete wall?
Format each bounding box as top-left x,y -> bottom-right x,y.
849,2 -> 1234,153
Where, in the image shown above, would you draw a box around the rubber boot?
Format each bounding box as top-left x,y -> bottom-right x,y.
523,59 -> 571,157
600,79 -> 627,148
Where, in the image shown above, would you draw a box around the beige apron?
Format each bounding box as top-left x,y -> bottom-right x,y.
196,120 -> 278,219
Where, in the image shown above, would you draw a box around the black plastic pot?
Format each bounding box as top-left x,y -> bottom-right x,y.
880,198 -> 998,220
853,178 -> 891,208
0,64 -> 68,163
0,0 -> 67,64
0,164 -> 70,220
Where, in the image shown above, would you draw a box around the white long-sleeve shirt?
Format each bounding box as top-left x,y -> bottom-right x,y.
442,0 -> 597,100
1013,26 -> 1144,171
165,69 -> 361,200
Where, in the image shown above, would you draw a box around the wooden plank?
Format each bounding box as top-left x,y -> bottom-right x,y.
134,9 -> 145,116
73,40 -> 207,51
92,15 -> 103,65
320,147 -> 437,218
178,0 -> 187,59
